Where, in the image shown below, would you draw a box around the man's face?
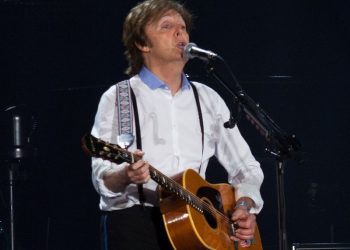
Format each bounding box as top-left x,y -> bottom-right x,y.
141,9 -> 189,65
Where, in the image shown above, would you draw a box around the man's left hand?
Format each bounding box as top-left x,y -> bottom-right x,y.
230,204 -> 256,247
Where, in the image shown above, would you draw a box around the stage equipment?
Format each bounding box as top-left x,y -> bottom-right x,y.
1,105 -> 37,250
184,42 -> 303,250
292,243 -> 350,250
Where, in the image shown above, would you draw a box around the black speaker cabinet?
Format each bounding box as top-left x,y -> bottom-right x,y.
292,243 -> 350,250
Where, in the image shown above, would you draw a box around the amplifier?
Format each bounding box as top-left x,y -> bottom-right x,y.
292,243 -> 350,250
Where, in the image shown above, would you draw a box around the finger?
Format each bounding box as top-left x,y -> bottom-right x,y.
230,237 -> 253,248
134,164 -> 149,175
129,165 -> 150,183
232,215 -> 256,241
129,160 -> 147,170
240,240 -> 253,248
231,208 -> 249,221
126,162 -> 146,182
133,150 -> 145,156
235,228 -> 254,238
131,172 -> 151,184
230,235 -> 254,245
235,218 -> 256,230
232,212 -> 255,225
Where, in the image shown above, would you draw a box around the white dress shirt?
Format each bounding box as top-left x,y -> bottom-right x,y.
91,67 -> 264,213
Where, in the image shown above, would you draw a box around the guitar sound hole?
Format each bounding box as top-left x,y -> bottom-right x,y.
197,187 -> 224,229
202,198 -> 217,229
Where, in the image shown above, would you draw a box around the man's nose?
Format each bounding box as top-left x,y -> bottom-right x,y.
175,26 -> 185,37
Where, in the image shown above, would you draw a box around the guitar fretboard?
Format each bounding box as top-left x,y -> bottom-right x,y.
148,165 -> 203,213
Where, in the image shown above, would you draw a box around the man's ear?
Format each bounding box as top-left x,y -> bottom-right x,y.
135,42 -> 150,53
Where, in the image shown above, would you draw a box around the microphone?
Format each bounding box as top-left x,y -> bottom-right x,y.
183,42 -> 219,61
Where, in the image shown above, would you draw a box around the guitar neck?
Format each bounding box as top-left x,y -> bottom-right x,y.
82,134 -> 204,213
116,148 -> 204,213
147,165 -> 203,213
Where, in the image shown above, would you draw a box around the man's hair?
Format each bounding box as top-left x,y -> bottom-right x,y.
122,0 -> 192,76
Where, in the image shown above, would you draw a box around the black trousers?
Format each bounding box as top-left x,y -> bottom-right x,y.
100,206 -> 173,250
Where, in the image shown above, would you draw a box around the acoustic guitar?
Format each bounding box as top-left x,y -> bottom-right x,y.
81,134 -> 263,250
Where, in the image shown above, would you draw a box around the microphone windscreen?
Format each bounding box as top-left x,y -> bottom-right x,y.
183,42 -> 197,59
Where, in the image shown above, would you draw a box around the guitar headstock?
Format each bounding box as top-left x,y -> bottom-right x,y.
81,134 -> 134,164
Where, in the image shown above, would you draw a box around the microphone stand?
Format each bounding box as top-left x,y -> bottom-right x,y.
2,105 -> 37,250
205,59 -> 303,250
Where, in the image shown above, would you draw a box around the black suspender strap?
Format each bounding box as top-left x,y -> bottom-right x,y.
129,86 -> 146,206
190,82 -> 204,174
130,87 -> 142,150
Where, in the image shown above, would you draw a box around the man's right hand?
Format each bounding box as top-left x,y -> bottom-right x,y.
125,150 -> 151,184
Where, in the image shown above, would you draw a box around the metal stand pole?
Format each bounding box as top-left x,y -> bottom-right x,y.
276,160 -> 288,250
9,163 -> 16,250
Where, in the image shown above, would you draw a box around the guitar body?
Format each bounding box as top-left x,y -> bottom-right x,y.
159,169 -> 262,250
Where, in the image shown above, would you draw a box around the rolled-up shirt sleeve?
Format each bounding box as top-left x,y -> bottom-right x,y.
229,161 -> 264,214
213,92 -> 264,214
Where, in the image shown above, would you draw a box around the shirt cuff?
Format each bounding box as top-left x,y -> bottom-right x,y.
91,157 -> 127,198
234,183 -> 264,214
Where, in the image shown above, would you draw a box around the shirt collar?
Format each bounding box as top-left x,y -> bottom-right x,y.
139,66 -> 190,91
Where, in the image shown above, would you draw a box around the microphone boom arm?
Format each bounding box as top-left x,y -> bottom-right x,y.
206,61 -> 302,162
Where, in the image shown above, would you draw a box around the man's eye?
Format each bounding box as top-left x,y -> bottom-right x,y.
161,23 -> 172,29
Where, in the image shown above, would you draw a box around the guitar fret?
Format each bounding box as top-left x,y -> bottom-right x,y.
179,190 -> 184,199
150,169 -> 157,178
168,183 -> 173,191
161,176 -> 166,185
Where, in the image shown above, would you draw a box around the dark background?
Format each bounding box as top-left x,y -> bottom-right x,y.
1,0 -> 350,249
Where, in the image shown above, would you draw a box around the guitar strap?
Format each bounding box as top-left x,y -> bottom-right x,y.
116,80 -> 145,205
116,80 -> 204,205
115,80 -> 134,148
